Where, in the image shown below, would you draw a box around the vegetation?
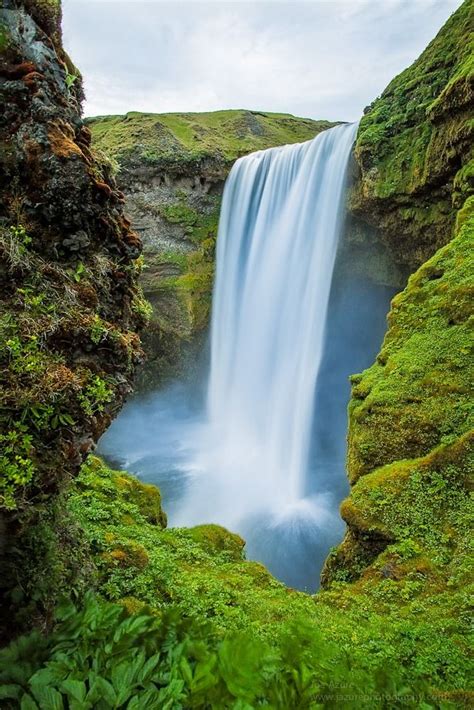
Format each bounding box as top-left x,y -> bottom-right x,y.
2,454 -> 471,706
0,0 -> 145,633
0,592 -> 440,710
347,216 -> 473,481
0,223 -> 141,513
322,154 -> 473,704
88,110 -> 334,172
1,0 -> 473,707
351,0 -> 474,271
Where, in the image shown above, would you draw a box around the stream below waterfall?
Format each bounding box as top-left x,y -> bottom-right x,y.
99,123 -> 395,591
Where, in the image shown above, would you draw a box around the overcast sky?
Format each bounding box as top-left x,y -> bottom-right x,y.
61,0 -> 462,121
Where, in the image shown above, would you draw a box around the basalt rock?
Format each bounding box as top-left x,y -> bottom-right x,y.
0,0 -> 144,638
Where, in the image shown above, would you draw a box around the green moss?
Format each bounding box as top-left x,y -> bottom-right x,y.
63,456 -> 473,694
348,215 -> 473,481
143,197 -> 220,336
342,432 -> 473,550
186,525 -> 245,559
88,110 -> 335,170
352,0 -> 474,270
77,456 -> 167,528
67,457 -> 313,637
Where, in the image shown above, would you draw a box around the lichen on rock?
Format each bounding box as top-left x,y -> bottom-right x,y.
0,0 -> 144,637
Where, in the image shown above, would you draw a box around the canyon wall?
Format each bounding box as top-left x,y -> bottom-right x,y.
350,0 -> 473,273
88,111 -> 335,383
322,0 -> 473,589
0,0 -> 144,636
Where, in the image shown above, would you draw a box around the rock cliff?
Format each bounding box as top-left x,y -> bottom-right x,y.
88,111 -> 335,383
0,0 -> 144,636
323,0 -> 473,590
350,0 -> 473,273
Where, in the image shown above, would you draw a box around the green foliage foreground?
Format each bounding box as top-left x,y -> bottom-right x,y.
0,454 -> 471,708
0,593 -> 440,710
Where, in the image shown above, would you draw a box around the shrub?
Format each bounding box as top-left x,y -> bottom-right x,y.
0,594 -> 437,710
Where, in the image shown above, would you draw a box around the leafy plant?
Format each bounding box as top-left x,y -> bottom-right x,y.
89,315 -> 108,345
79,375 -> 114,417
0,594 -> 438,710
10,224 -> 32,251
65,70 -> 79,91
72,262 -> 86,283
0,426 -> 35,510
131,293 -> 153,324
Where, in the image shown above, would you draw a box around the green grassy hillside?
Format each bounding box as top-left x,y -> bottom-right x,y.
88,110 -> 334,172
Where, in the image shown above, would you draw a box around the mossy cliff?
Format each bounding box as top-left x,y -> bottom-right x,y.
349,0 -> 473,274
323,0 -> 473,596
323,210 -> 473,582
88,111 -> 335,383
0,0 -> 145,636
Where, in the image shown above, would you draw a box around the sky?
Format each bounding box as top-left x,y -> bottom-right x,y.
61,0 -> 463,122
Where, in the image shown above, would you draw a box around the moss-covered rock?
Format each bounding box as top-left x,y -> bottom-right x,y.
322,12 -> 474,677
67,457 -> 313,637
324,203 -> 473,587
351,0 -> 474,273
0,1 -> 143,637
64,455 -> 473,695
347,216 -> 473,482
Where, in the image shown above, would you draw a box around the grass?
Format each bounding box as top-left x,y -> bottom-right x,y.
88,110 -> 335,168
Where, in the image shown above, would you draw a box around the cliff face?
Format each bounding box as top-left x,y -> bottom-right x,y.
350,0 -> 473,274
0,0 -> 144,635
88,111 -> 335,383
323,0 -> 474,587
0,1 -> 472,700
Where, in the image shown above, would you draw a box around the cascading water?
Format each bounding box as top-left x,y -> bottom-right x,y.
99,121 -> 383,591
172,122 -> 359,584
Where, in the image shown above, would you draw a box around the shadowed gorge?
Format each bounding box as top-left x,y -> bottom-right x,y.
0,0 -> 473,707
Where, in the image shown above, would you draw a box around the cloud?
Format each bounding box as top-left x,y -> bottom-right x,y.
61,0 -> 463,121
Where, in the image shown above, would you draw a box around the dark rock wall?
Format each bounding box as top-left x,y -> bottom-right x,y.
0,0 -> 144,637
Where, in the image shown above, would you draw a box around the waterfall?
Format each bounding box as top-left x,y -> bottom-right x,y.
98,119 -> 393,590
173,122 -> 358,587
